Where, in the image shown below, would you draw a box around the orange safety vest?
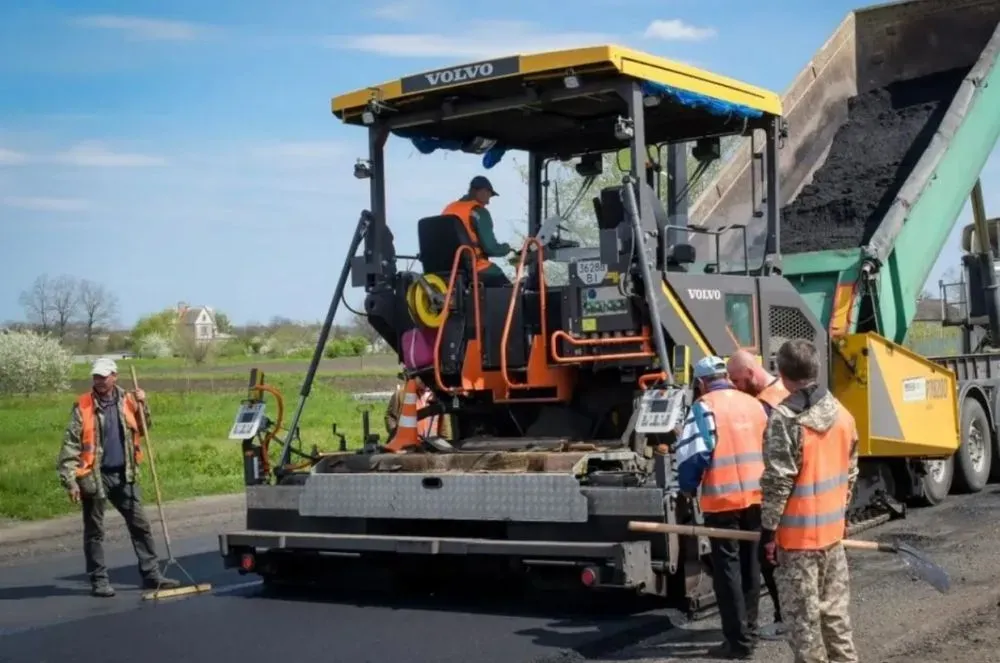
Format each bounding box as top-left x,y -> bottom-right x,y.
757,377 -> 789,409
441,199 -> 493,272
699,389 -> 768,513
776,403 -> 855,551
76,392 -> 144,478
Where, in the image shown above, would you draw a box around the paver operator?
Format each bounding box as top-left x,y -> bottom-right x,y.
757,339 -> 860,663
56,357 -> 180,598
727,349 -> 789,631
676,356 -> 769,660
441,175 -> 515,287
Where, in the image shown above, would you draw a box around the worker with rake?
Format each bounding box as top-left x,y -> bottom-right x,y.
758,339 -> 859,663
56,357 -> 181,598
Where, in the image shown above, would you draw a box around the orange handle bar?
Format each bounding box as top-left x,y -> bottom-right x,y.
500,237 -> 546,390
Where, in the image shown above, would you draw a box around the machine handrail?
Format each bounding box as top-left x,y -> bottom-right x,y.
432,245 -> 482,395
500,237 -> 547,391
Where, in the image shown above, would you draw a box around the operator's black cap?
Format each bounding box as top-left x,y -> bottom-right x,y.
469,175 -> 498,196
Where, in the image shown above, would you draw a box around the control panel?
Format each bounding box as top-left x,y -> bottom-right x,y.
635,388 -> 689,434
228,401 -> 267,440
580,284 -> 630,317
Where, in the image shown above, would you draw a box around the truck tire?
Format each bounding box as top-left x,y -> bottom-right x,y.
920,455 -> 953,506
953,398 -> 992,494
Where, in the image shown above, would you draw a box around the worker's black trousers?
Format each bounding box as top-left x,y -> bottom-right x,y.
81,470 -> 160,585
704,505 -> 763,652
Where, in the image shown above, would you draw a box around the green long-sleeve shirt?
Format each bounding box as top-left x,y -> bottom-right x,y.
460,194 -> 511,257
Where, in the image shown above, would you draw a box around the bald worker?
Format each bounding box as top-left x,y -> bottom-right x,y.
727,349 -> 790,637
727,350 -> 790,417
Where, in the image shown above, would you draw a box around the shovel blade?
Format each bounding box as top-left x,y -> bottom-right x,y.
896,542 -> 951,593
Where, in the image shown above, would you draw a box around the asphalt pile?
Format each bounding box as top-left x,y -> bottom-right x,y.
781,67 -> 969,254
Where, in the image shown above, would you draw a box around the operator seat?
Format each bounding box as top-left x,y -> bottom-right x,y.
417,215 -> 476,278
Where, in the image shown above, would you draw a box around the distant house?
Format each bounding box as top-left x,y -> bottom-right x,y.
177,303 -> 222,342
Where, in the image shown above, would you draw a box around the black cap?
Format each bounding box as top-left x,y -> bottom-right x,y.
469,175 -> 498,196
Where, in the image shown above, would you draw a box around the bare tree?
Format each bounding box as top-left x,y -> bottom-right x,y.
78,279 -> 119,351
49,275 -> 80,340
18,274 -> 54,334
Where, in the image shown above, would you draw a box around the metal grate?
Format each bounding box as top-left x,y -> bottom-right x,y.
767,305 -> 816,355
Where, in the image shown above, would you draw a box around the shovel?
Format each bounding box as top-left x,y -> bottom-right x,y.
628,520 -> 950,594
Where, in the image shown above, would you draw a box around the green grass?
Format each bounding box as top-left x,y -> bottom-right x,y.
67,354 -> 399,380
0,372 -> 389,522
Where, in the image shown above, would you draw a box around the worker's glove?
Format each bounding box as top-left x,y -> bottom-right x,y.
758,528 -> 778,569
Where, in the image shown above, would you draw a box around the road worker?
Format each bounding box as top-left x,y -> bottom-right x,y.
758,339 -> 860,663
384,374 -> 449,443
441,175 -> 515,286
56,357 -> 180,598
727,349 -> 789,633
676,356 -> 769,660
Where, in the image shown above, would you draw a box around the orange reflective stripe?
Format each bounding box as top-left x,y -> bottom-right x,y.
777,404 -> 855,550
442,199 -> 493,272
756,378 -> 789,408
124,395 -> 144,464
699,389 -> 768,513
77,393 -> 97,477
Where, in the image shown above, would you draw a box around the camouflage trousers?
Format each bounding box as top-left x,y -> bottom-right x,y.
774,543 -> 859,663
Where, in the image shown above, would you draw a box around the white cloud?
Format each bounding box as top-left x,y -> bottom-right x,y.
0,148 -> 27,166
248,141 -> 346,166
71,14 -> 207,42
372,2 -> 420,21
1,196 -> 90,212
333,20 -> 614,59
52,141 -> 166,168
643,19 -> 716,42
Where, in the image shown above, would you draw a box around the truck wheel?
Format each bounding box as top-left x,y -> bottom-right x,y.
919,456 -> 953,506
953,398 -> 992,494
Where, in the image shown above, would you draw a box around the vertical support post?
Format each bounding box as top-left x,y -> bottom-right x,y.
666,142 -> 688,222
626,82 -> 651,223
365,126 -> 390,289
763,118 -> 782,274
527,152 -> 543,236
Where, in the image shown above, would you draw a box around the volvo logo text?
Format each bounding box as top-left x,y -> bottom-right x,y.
425,63 -> 494,87
687,288 -> 722,300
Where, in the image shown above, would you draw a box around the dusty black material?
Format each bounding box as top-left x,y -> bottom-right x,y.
781,67 -> 969,254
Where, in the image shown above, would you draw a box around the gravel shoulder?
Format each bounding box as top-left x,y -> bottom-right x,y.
0,493 -> 246,566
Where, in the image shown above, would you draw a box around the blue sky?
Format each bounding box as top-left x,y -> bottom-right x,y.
1,0 -> 996,327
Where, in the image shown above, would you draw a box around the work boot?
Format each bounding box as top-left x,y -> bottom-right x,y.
142,575 -> 181,590
91,580 -> 116,598
705,641 -> 754,660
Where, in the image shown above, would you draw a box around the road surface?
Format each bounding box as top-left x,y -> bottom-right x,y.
1,487 -> 999,663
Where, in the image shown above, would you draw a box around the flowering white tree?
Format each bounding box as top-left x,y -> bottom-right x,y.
0,330 -> 72,395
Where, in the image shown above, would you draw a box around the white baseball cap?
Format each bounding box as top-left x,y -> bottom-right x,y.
692,355 -> 727,380
91,357 -> 118,377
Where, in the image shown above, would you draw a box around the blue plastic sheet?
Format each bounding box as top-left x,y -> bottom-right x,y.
639,81 -> 763,119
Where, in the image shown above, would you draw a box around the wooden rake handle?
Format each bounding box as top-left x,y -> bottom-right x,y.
628,520 -> 884,551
